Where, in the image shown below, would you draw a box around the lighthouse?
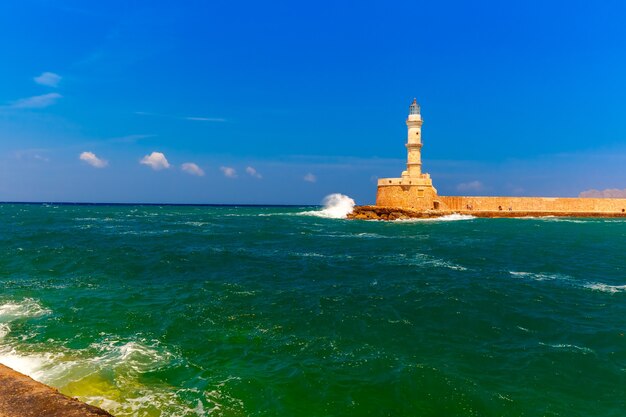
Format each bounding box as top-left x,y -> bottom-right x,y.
403,98 -> 423,179
376,98 -> 439,210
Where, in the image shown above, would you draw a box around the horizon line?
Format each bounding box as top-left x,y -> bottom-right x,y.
0,201 -> 318,208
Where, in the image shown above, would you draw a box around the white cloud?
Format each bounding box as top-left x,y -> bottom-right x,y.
181,162 -> 205,176
79,151 -> 108,168
220,166 -> 237,178
456,180 -> 485,193
579,188 -> 626,198
9,93 -> 62,109
245,166 -> 262,179
34,72 -> 61,87
140,152 -> 170,170
303,173 -> 317,183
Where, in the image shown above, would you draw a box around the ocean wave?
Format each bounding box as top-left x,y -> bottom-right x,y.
0,332 -> 214,417
354,232 -> 389,238
298,194 -> 355,219
89,338 -> 175,374
582,282 -> 626,294
418,254 -> 468,271
539,342 -> 594,354
0,349 -> 65,382
0,298 -> 51,321
290,252 -> 327,258
509,271 -> 571,282
177,221 -> 209,226
388,253 -> 468,271
82,388 -> 217,417
510,272 -> 626,295
537,218 -> 594,224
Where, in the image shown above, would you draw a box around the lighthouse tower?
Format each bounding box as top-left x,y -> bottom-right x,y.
376,98 -> 440,210
403,98 -> 423,179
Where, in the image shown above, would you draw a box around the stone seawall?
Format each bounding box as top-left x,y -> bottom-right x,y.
0,364 -> 113,417
374,186 -> 626,214
439,196 -> 626,213
348,205 -> 626,221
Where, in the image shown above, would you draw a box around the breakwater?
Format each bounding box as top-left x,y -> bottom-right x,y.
349,205 -> 626,220
0,364 -> 112,417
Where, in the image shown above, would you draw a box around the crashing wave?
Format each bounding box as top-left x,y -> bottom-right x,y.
299,194 -> 355,219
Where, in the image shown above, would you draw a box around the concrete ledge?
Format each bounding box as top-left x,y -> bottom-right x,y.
0,364 -> 113,417
348,205 -> 626,221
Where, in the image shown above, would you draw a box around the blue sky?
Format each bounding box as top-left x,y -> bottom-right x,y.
1,0 -> 625,204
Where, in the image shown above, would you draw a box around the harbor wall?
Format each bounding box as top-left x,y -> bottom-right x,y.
438,196 -> 626,213
376,184 -> 626,214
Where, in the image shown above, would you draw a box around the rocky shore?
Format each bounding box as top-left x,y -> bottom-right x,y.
0,364 -> 112,417
347,205 -> 626,220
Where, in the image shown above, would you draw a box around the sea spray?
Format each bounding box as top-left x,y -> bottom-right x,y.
300,193 -> 355,219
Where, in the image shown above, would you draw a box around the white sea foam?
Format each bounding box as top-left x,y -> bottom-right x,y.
355,232 -> 388,238
538,218 -> 592,224
0,350 -> 45,376
0,299 -> 55,380
81,338 -> 176,378
83,390 -> 206,417
583,282 -> 626,294
0,324 -> 10,339
412,253 -> 465,270
509,271 -> 570,282
394,213 -> 475,222
510,272 -> 626,295
391,253 -> 468,271
291,252 -> 326,258
0,334 -> 205,416
0,348 -> 66,382
539,342 -> 594,354
510,271 -> 548,281
0,298 -> 51,321
299,194 -> 355,219
180,221 -> 209,226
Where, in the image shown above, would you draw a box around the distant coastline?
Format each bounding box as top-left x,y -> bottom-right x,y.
0,201 -> 318,208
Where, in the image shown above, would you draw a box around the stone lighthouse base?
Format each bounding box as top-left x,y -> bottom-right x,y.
375,175 -> 442,211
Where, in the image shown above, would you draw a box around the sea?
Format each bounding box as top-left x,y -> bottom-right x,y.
1,195 -> 625,417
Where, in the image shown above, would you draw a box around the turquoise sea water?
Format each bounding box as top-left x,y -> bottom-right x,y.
1,202 -> 625,416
